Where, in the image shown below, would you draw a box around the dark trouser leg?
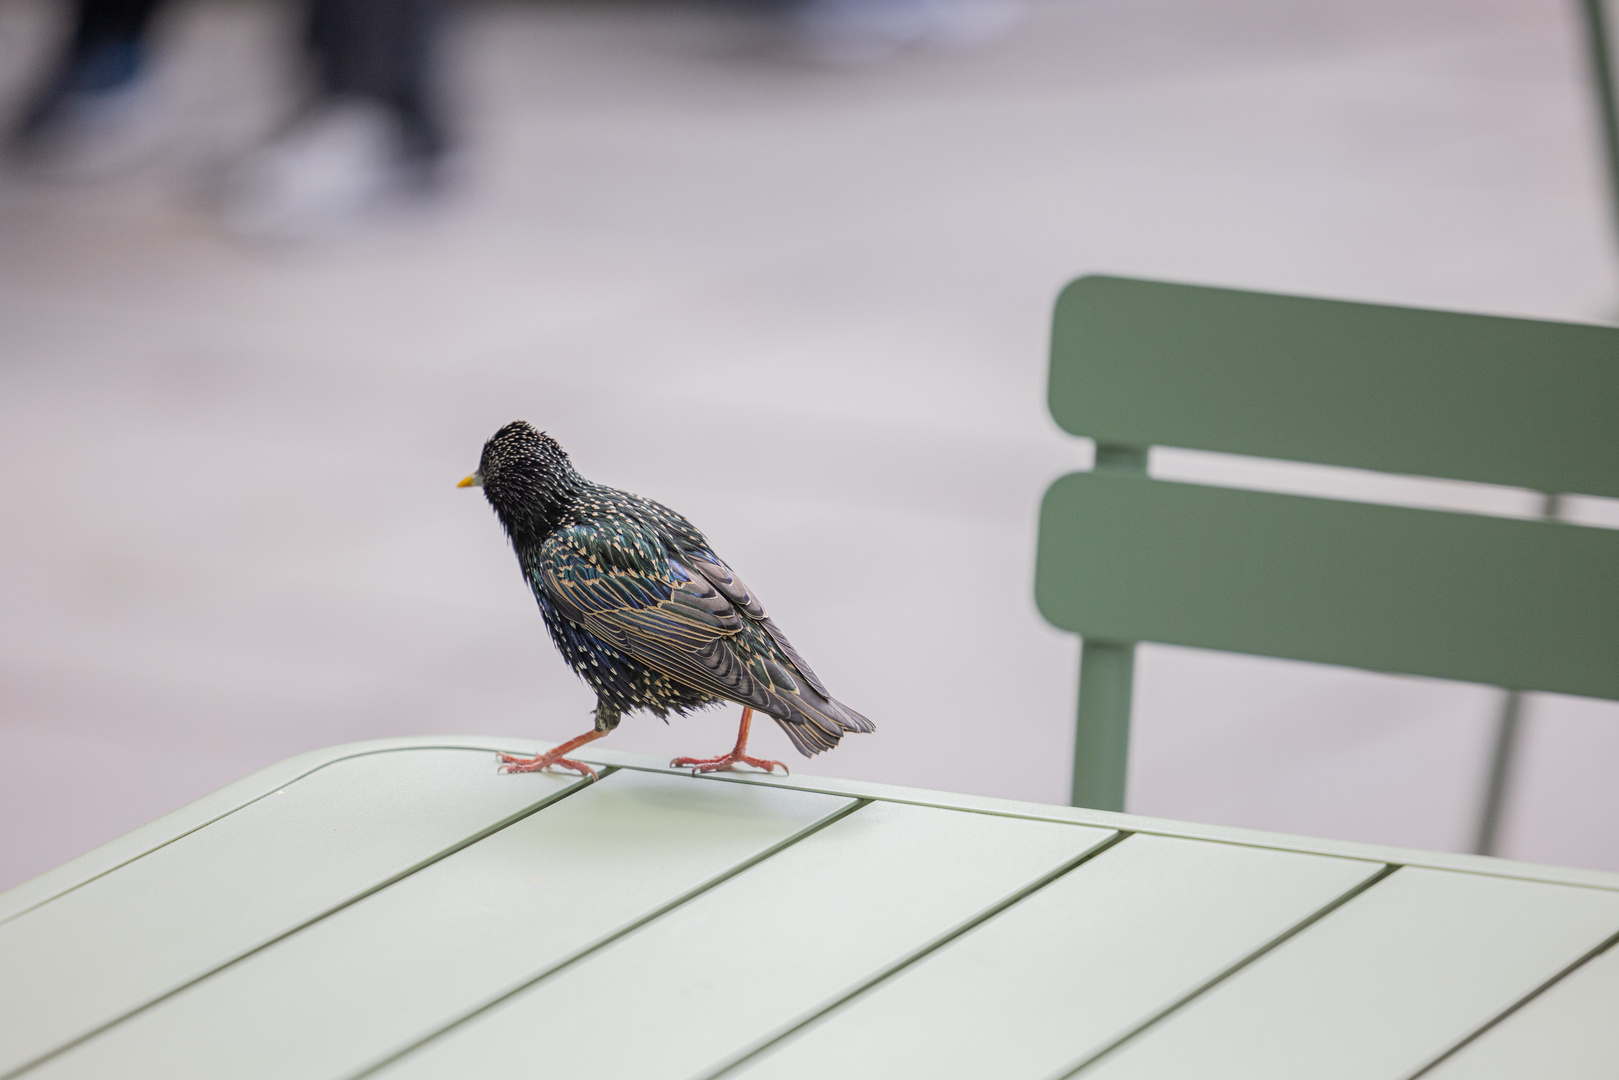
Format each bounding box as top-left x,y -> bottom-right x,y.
303,0 -> 450,165
67,0 -> 166,58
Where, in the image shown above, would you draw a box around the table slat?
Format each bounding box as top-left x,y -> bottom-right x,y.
1080,867 -> 1619,1080
375,800 -> 1116,1080
23,771 -> 850,1080
1423,942 -> 1619,1079
732,833 -> 1382,1080
0,749 -> 581,1076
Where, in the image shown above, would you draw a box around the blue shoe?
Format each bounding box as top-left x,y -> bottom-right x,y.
9,38 -> 147,153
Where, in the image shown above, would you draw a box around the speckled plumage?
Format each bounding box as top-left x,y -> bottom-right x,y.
471,421 -> 874,758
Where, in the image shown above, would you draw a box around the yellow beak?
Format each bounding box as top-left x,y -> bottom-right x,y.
457,473 -> 481,488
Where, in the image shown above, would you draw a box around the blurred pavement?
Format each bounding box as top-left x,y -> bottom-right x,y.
3,0 -> 1618,890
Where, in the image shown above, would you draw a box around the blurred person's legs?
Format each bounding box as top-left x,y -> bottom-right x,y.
8,0 -> 165,155
306,0 -> 450,168
224,0 -> 454,236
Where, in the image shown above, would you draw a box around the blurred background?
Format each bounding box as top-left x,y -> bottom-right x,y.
3,0 -> 1618,892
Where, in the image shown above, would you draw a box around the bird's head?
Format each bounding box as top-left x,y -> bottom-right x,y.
459,421 -> 583,542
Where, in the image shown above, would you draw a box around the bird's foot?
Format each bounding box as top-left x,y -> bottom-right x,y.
496,751 -> 599,780
670,751 -> 788,776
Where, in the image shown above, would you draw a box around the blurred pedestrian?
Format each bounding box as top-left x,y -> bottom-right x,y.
8,0 -> 455,235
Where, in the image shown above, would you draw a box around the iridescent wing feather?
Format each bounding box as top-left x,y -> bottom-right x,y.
534,522 -> 871,755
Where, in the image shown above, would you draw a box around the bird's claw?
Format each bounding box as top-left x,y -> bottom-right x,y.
669,753 -> 788,776
496,751 -> 599,780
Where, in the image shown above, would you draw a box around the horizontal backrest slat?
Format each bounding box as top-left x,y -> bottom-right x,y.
1034,472 -> 1619,698
1049,276 -> 1619,497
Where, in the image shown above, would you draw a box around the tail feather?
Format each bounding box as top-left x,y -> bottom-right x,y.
764,683 -> 875,758
773,711 -> 842,756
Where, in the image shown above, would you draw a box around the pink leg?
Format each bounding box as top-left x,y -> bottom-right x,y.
497,729 -> 607,779
671,708 -> 788,775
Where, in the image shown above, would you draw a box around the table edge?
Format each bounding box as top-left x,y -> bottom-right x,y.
4,734 -> 1614,926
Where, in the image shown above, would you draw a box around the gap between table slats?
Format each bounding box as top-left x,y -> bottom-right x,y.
1054,864 -> 1400,1079
1,768 -> 607,1080
343,798 -> 873,1080
1405,929 -> 1619,1079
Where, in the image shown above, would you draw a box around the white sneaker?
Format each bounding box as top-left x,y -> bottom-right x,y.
220,100 -> 411,239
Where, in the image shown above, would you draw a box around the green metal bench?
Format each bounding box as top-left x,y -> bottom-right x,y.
1035,275 -> 1619,854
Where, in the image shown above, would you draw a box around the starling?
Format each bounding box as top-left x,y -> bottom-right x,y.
460,421 -> 874,779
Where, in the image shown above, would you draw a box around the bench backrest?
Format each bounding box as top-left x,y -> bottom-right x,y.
1035,275 -> 1619,811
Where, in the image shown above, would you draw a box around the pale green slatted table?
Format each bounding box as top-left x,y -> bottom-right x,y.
2,737 -> 1616,1080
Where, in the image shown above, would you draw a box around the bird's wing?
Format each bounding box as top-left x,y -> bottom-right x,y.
669,544 -> 876,745
538,523 -> 875,756
684,550 -> 835,699
534,524 -> 780,711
